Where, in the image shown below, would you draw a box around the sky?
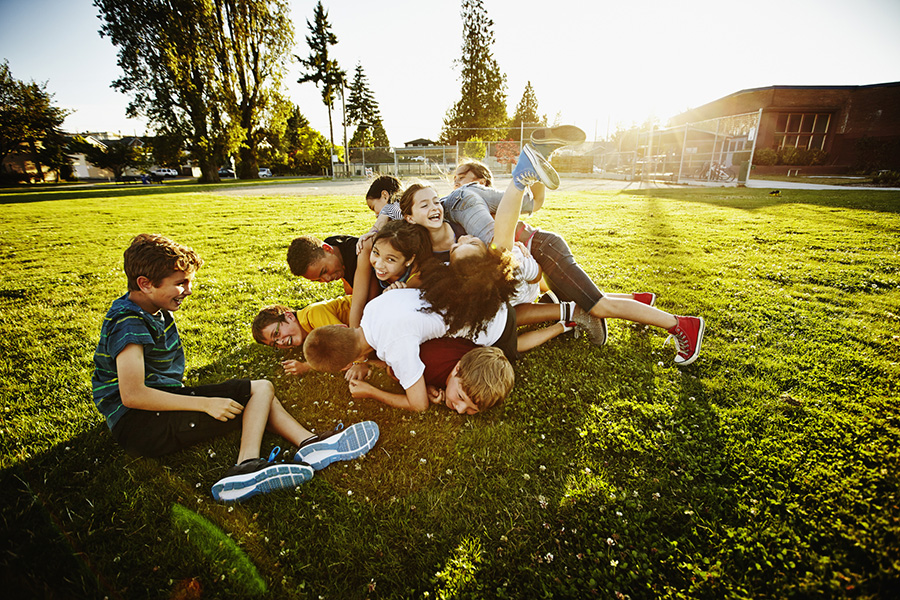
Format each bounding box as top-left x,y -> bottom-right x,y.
2,0 -> 899,146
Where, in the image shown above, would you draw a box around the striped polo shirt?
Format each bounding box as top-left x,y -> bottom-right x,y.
91,293 -> 185,430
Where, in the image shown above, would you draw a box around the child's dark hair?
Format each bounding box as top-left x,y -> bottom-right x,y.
373,221 -> 433,267
366,175 -> 401,201
287,235 -> 326,276
124,233 -> 203,291
418,246 -> 518,338
251,304 -> 291,345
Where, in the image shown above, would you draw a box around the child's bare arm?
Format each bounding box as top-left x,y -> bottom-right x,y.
493,181 -> 527,250
348,238 -> 375,328
348,375 -> 429,412
356,214 -> 391,253
116,344 -> 243,421
281,359 -> 312,376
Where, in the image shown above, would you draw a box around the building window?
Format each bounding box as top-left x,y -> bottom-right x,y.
774,113 -> 830,151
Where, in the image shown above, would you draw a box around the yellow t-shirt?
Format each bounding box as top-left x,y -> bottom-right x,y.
296,295 -> 352,333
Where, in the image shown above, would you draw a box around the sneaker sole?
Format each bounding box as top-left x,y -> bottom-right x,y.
530,125 -> 586,146
211,463 -> 313,502
295,421 -> 380,470
674,317 -> 705,366
523,144 -> 560,190
574,311 -> 608,346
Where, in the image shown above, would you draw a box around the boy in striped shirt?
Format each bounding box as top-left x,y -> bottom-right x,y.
91,234 -> 378,502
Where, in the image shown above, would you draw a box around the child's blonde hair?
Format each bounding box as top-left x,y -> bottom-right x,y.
457,346 -> 514,411
124,233 -> 203,291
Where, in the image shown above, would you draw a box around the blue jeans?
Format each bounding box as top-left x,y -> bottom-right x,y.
441,183 -> 534,244
441,185 -> 603,311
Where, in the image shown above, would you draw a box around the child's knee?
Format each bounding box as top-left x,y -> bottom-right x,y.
250,379 -> 275,398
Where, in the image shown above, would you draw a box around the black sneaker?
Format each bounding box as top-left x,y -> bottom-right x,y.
211,447 -> 313,502
294,421 -> 380,470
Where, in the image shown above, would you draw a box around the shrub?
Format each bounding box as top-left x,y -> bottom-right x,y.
753,148 -> 777,166
872,170 -> 900,185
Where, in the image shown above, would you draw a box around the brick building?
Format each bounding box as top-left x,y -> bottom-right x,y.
669,81 -> 900,170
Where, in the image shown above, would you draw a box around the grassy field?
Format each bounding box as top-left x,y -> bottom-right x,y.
1,182 -> 898,599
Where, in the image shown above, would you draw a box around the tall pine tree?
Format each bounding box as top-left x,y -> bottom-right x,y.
509,81 -> 546,142
346,63 -> 389,149
440,0 -> 507,144
296,1 -> 345,175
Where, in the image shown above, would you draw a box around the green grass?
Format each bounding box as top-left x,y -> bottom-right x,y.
1,183 -> 899,598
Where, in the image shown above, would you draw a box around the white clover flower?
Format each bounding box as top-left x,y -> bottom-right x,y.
545,552 -> 554,563
684,509 -> 694,515
523,473 -> 531,480
347,490 -> 353,496
420,458 -> 427,464
410,430 -> 416,436
539,465 -> 546,471
607,537 -> 616,546
610,559 -> 619,567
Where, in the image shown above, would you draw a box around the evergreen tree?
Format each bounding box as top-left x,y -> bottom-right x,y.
296,1 -> 345,175
346,63 -> 389,149
441,0 -> 508,144
509,81 -> 546,142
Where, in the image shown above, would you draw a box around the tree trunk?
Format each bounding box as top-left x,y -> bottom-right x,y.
327,104 -> 335,178
27,139 -> 46,183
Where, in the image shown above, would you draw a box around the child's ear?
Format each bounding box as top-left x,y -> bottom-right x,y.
404,215 -> 415,224
322,243 -> 333,254
285,311 -> 297,323
136,275 -> 153,292
381,190 -> 391,202
407,254 -> 416,267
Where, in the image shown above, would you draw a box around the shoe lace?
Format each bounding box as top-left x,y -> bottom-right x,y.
664,326 -> 690,356
515,170 -> 539,187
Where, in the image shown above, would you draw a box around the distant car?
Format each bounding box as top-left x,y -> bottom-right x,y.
150,168 -> 179,177
258,167 -> 273,177
218,168 -> 235,177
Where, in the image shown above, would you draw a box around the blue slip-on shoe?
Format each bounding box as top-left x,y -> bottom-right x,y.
512,144 -> 560,191
294,421 -> 380,470
530,125 -> 587,158
211,447 -> 314,503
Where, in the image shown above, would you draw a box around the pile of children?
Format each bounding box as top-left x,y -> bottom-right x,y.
91,126 -> 704,503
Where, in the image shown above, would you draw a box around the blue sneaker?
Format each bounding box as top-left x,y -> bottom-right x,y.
512,144 -> 560,191
530,125 -> 586,158
294,421 -> 380,470
211,447 -> 314,502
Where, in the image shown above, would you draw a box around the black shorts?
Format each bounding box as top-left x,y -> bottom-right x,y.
491,305 -> 518,364
111,379 -> 252,458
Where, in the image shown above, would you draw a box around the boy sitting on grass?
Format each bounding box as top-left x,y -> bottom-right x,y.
91,233 -> 378,502
252,298 -> 352,376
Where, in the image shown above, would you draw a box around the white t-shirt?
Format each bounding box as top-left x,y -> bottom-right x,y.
509,244 -> 541,306
360,288 -> 508,389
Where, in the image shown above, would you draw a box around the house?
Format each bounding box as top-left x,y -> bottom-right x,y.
668,82 -> 900,171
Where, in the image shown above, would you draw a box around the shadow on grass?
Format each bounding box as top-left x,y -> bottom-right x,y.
623,187 -> 900,214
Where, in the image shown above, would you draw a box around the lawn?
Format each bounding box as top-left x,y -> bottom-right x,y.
1,182 -> 898,599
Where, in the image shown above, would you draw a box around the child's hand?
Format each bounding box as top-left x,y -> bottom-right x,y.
281,359 -> 311,376
356,230 -> 377,254
348,379 -> 376,399
204,397 -> 244,421
384,281 -> 408,292
427,385 -> 446,405
343,362 -> 370,381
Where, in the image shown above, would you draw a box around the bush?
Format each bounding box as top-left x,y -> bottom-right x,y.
753,148 -> 777,166
872,170 -> 900,185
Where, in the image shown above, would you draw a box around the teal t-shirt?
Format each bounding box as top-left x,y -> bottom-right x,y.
91,293 -> 185,430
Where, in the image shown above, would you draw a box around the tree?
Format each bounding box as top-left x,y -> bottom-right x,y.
95,0 -> 294,182
296,1 -> 345,176
509,81 -> 546,142
68,136 -> 144,179
97,0 -> 229,182
275,105 -> 332,175
0,61 -> 69,182
440,0 -> 507,144
209,0 -> 295,179
346,63 -> 390,149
